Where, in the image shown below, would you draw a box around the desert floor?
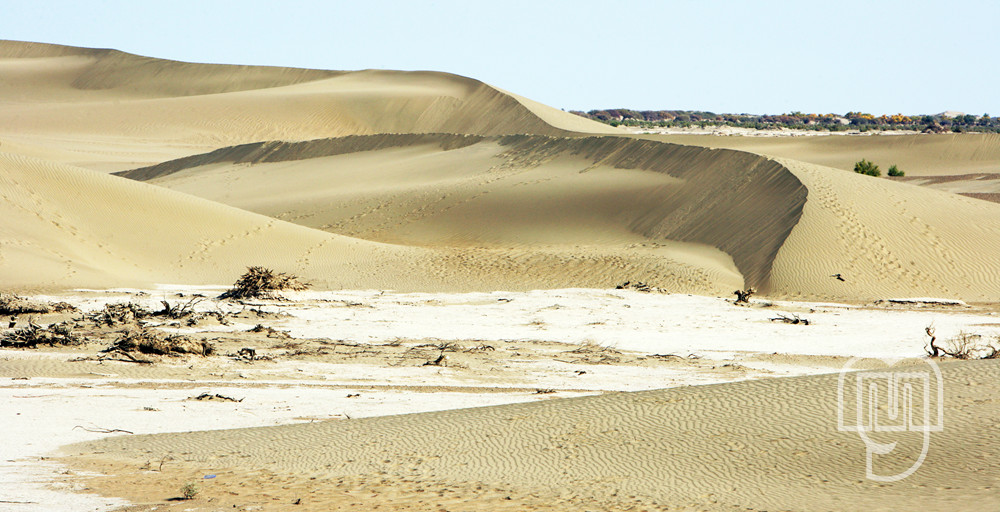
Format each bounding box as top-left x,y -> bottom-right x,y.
3,287 -> 1000,510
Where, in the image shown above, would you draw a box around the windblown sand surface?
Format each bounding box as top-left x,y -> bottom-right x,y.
0,40 -> 615,172
117,133 -> 1000,302
3,40 -> 1000,511
62,357 -> 1000,511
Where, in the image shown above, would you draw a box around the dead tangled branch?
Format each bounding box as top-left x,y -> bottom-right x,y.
220,266 -> 308,300
73,425 -> 133,434
156,298 -> 202,319
925,326 -> 1000,360
733,288 -> 756,305
422,349 -> 446,366
192,393 -> 242,402
769,314 -> 810,325
616,281 -> 662,293
0,321 -> 84,348
89,302 -> 152,327
568,340 -> 621,355
247,324 -> 290,339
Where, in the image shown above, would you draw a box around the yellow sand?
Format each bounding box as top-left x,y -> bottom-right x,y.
64,358 -> 1000,510
119,133 -> 1000,301
6,40 -> 1000,301
0,40 -> 616,172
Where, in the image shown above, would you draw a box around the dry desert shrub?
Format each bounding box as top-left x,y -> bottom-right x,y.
220,266 -> 308,300
1,321 -> 83,348
925,327 -> 999,360
569,340 -> 621,355
89,302 -> 152,326
0,293 -> 77,315
110,327 -> 213,356
941,331 -> 981,359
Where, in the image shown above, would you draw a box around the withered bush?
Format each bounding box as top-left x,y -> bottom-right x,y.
220,267 -> 308,300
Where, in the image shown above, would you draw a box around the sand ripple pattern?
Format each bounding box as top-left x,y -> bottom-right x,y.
69,360 -> 1000,510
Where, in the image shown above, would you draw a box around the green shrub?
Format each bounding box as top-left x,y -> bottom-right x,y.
180,481 -> 199,500
853,159 -> 881,177
887,164 -> 904,177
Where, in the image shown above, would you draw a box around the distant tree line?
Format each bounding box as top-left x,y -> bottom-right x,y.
571,109 -> 1000,133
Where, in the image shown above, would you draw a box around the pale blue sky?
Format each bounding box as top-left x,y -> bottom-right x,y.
3,0 -> 997,115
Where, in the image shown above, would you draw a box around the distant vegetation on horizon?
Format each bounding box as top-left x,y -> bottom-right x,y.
571,109 -> 1000,133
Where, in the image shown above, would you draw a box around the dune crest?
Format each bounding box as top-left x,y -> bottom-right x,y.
0,40 -> 614,172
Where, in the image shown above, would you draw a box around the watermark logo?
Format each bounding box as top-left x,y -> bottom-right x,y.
837,357 -> 943,481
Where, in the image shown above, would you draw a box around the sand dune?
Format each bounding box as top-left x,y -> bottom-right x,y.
0,149 -> 746,295
117,134 -> 802,292
8,39 -> 1000,302
0,151 -> 440,292
118,133 -> 1000,301
0,40 -> 615,172
63,358 -> 1000,510
774,158 -> 1000,301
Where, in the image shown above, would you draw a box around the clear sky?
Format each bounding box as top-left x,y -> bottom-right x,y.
3,0 -> 997,115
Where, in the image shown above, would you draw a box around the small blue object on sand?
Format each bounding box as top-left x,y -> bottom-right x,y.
204,474 -> 216,479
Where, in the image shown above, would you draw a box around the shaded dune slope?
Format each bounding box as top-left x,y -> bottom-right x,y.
65,359 -> 1000,510
119,134 -> 808,292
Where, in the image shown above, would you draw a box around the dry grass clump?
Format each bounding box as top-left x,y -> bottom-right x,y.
0,293 -> 77,315
109,327 -> 214,356
569,340 -> 622,355
1,321 -> 83,348
220,266 -> 308,300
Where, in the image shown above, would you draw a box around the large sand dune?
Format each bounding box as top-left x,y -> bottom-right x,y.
118,134 -> 803,291
0,40 -> 615,172
4,38 -> 1000,301
64,358 -> 1000,510
118,133 -> 1000,301
0,151 -> 444,292
0,148 -> 743,295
